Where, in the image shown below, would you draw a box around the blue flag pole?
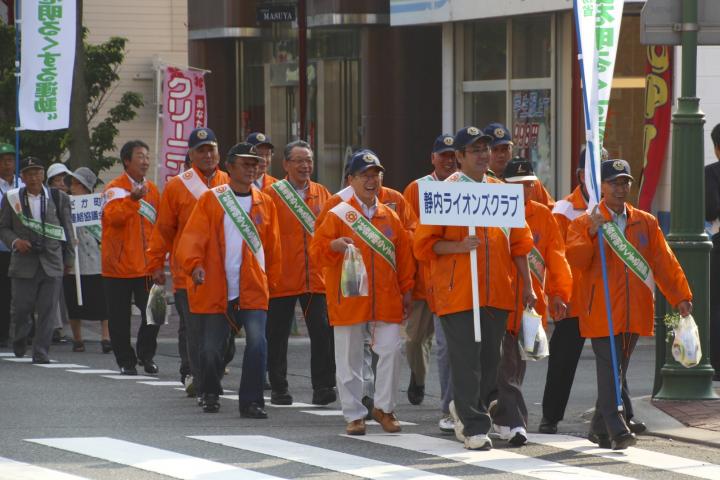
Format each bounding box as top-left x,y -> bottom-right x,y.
572,0 -> 624,412
14,0 -> 21,187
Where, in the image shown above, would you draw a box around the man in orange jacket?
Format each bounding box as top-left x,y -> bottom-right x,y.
491,158 -> 572,446
247,132 -> 278,190
263,140 -> 336,406
175,143 -> 281,416
566,159 -> 692,450
310,149 -> 415,436
146,127 -> 229,392
414,126 -> 536,450
402,134 -> 457,431
102,140 -> 160,375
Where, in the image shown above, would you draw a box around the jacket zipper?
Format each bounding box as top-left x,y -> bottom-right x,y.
587,285 -> 595,314
303,231 -> 310,291
448,259 -> 457,290
371,252 -> 376,319
484,227 -> 490,301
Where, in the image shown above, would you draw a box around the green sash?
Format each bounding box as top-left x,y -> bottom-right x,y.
212,186 -> 266,271
271,179 -> 316,235
6,188 -> 66,241
86,225 -> 102,243
527,246 -> 546,285
602,221 -> 655,292
330,201 -> 396,270
138,200 -> 157,224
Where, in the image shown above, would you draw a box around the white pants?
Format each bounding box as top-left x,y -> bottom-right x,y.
335,322 -> 402,422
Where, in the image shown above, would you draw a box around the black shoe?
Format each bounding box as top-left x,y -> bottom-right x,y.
312,387 -> 337,405
588,432 -> 611,449
120,365 -> 138,376
270,389 -> 293,405
628,419 -> 647,435
52,328 -> 68,344
203,394 -> 220,413
611,431 -> 637,450
538,418 -> 558,434
407,376 -> 425,405
12,340 -> 26,358
361,395 -> 374,420
101,340 -> 113,354
240,402 -> 268,419
32,357 -> 50,364
141,360 -> 159,375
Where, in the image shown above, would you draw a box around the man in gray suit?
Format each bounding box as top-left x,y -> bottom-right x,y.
0,157 -> 75,363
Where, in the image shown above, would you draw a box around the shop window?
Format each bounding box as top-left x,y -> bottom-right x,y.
512,16 -> 551,79
464,91 -> 506,131
512,89 -> 552,186
464,20 -> 506,81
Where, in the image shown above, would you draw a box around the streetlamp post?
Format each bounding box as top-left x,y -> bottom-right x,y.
655,0 -> 718,400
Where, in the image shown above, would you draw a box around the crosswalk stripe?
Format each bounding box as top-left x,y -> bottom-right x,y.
349,433 -> 635,480
26,437 -> 282,480
529,433 -> 720,480
191,435 -> 455,479
0,456 -> 91,480
66,369 -> 118,374
137,381 -> 184,386
100,375 -> 157,380
33,364 -> 87,369
219,394 -> 319,408
0,353 -> 16,357
3,358 -> 34,363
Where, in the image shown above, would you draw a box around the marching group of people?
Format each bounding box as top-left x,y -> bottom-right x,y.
0,120 -> 694,452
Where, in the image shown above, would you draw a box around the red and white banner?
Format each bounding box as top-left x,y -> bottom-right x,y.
159,67 -> 207,186
638,46 -> 673,212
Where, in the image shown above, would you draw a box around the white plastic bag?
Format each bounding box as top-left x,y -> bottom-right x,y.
146,284 -> 170,326
518,308 -> 549,361
671,314 -> 702,368
341,244 -> 368,297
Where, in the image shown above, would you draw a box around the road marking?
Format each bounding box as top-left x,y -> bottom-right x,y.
0,456 -> 92,480
0,353 -> 17,357
3,358 -> 34,363
349,433 -> 634,480
299,410 -> 417,425
530,433 -> 720,480
137,381 -> 184,386
33,364 -> 87,369
26,437 -> 282,480
219,394 -> 318,408
66,369 -> 118,374
191,435 -> 454,479
100,375 -> 158,380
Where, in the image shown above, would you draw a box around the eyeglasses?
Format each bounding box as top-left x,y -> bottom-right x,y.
464,146 -> 491,155
288,158 -> 313,165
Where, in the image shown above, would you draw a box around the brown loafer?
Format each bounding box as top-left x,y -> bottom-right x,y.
372,407 -> 401,433
346,419 -> 366,436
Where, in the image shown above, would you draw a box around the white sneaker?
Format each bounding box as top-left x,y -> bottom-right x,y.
438,415 -> 455,434
492,423 -> 512,441
464,434 -> 493,450
449,401 -> 465,442
508,427 -> 528,446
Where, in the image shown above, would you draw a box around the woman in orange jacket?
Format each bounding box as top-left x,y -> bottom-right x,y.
175,143 -> 281,417
566,159 -> 692,450
310,149 -> 415,436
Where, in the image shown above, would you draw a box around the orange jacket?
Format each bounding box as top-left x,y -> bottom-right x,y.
310,196 -> 415,326
146,167 -> 229,290
256,174 -> 277,190
552,186 -> 588,318
414,178 -> 534,316
403,176 -> 436,307
530,181 -> 555,211
263,179 -> 331,297
102,174 -> 160,278
566,201 -> 692,338
507,200 -> 572,334
175,186 -> 282,314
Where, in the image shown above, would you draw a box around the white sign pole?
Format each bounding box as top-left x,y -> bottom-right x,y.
72,224 -> 82,306
468,226 -> 481,342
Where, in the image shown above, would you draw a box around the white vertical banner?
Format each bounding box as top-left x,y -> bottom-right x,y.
18,0 -> 77,131
575,0 -> 624,209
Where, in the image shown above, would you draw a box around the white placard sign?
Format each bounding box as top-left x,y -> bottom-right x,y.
417,181 -> 525,227
70,193 -> 104,226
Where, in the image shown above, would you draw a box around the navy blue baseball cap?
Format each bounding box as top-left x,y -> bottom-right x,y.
188,127 -> 218,150
246,132 -> 274,149
453,126 -> 493,150
432,134 -> 456,154
347,149 -> 385,176
601,159 -> 634,182
484,122 -> 512,147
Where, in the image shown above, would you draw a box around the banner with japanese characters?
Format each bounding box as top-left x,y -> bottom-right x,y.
417,182 -> 525,228
70,193 -> 104,226
18,0 -> 76,131
159,66 -> 207,186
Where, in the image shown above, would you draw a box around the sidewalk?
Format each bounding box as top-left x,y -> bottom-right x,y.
633,383 -> 720,447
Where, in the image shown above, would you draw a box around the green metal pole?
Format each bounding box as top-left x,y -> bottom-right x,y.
655,0 -> 718,400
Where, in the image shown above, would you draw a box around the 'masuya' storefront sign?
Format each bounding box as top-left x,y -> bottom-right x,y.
390,0 -> 572,25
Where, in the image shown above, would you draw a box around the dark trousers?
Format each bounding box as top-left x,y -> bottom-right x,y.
440,308 -> 508,437
266,293 -> 335,391
175,289 -> 193,380
542,317 -> 586,422
494,332 -> 528,429
103,276 -> 159,369
590,333 -> 638,437
0,251 -> 11,342
193,312 -> 232,396
710,238 -> 720,375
